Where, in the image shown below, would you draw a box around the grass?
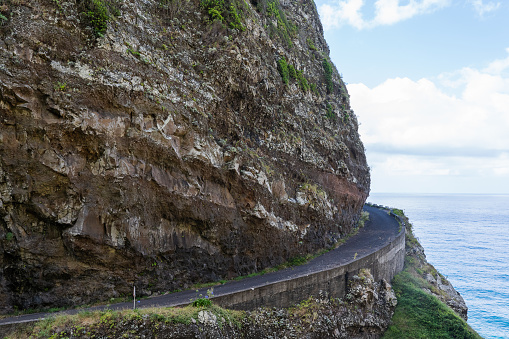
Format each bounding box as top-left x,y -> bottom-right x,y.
382,210 -> 482,339
358,211 -> 370,228
230,254 -> 313,282
10,305 -> 246,338
383,270 -> 481,339
0,305 -> 67,320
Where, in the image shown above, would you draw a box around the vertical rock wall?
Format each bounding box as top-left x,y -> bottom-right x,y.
0,0 -> 370,312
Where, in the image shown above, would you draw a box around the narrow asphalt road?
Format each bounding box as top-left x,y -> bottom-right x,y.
0,204 -> 400,326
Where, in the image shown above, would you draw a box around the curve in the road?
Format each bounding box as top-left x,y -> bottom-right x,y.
0,204 -> 405,326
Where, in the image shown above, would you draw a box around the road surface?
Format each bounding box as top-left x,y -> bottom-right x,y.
0,204 -> 400,326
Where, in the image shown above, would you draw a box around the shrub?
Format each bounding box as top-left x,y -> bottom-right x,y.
323,58 -> 333,94
228,2 -> 244,30
325,102 -> 335,120
296,70 -> 309,91
192,298 -> 212,307
201,0 -> 225,23
158,0 -> 182,19
277,57 -> 289,84
343,110 -> 350,123
310,83 -> 318,95
306,37 -> 317,51
54,81 -> 67,91
260,0 -> 296,47
201,0 -> 245,31
0,0 -> 9,25
358,211 -> 370,228
81,0 -> 121,37
288,64 -> 296,79
6,232 -> 13,241
84,0 -> 110,36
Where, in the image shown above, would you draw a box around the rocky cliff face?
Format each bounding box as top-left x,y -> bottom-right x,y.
0,0 -> 369,312
392,209 -> 468,321
405,230 -> 468,320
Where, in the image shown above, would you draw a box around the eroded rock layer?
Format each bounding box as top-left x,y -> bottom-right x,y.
0,0 -> 369,312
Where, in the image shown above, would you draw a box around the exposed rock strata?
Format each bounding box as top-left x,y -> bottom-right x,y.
0,0 -> 369,312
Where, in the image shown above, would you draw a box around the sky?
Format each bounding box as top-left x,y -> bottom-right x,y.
315,0 -> 509,194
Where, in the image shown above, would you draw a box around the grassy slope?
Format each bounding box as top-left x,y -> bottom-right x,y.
383,210 -> 482,339
5,305 -> 246,339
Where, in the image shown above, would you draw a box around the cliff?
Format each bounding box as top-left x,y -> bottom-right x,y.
382,208 -> 480,338
393,208 -> 468,320
0,0 -> 369,312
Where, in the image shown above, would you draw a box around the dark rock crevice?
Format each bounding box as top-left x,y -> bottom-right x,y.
0,0 -> 369,312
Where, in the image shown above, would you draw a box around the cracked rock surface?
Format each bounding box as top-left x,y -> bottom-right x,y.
0,0 -> 369,312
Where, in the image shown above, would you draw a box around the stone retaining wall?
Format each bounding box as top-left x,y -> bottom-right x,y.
214,224 -> 405,310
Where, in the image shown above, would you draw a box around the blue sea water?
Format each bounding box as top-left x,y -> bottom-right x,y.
368,193 -> 509,339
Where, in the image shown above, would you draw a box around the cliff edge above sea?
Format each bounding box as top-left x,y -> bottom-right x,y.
382,207 -> 481,338
0,207 -> 482,338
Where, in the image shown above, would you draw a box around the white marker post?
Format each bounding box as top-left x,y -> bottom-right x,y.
133,285 -> 136,310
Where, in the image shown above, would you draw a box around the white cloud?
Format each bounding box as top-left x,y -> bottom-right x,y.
470,0 -> 501,17
483,47 -> 509,74
373,0 -> 449,25
379,155 -> 457,176
367,152 -> 509,193
320,0 -> 365,30
319,0 -> 450,30
349,48 -> 509,193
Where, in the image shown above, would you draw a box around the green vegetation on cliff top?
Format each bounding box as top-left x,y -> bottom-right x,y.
382,210 -> 482,339
383,270 -> 481,339
6,305 -> 245,338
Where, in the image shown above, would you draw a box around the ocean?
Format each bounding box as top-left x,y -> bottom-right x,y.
367,193 -> 509,339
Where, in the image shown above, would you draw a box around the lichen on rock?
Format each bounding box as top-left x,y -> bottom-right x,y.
0,0 -> 369,312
